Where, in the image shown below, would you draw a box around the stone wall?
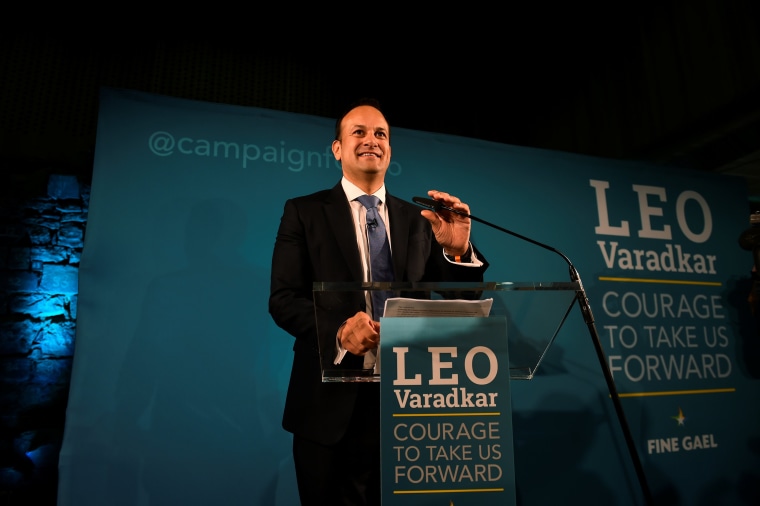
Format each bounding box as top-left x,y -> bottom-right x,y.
0,173 -> 88,505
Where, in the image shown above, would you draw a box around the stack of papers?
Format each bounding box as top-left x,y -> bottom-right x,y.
383,298 -> 493,318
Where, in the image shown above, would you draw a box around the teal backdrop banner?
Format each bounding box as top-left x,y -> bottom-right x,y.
380,316 -> 515,506
58,87 -> 759,505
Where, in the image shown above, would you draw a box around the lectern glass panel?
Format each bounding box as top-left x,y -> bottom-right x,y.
313,281 -> 579,382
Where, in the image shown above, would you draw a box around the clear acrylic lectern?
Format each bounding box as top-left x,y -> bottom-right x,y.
313,281 -> 579,382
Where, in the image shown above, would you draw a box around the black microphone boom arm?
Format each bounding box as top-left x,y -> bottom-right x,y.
412,196 -> 654,505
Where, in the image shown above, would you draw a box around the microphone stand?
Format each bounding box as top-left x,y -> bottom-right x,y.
415,198 -> 654,506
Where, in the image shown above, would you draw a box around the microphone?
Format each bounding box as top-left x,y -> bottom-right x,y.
367,218 -> 378,229
412,196 -> 469,217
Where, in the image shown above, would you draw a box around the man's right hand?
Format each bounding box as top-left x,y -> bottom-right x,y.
339,311 -> 380,355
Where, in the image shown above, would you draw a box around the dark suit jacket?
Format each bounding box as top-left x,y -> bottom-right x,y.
269,182 -> 488,445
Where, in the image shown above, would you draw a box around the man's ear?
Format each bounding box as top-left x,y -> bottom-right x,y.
331,139 -> 341,161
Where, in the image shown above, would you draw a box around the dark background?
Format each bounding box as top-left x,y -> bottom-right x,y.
1,2 -> 759,504
2,2 -> 760,207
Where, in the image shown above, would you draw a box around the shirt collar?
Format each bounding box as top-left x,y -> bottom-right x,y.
341,177 -> 387,204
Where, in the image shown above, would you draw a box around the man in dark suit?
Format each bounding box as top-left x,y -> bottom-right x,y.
269,98 -> 489,505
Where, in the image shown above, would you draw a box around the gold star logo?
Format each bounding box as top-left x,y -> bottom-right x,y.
671,407 -> 686,426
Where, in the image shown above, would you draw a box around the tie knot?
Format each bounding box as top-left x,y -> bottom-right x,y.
356,195 -> 381,210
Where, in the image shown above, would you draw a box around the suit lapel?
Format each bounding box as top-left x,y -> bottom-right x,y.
386,193 -> 410,281
325,183 -> 364,281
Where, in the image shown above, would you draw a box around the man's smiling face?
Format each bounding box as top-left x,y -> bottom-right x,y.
332,105 -> 391,187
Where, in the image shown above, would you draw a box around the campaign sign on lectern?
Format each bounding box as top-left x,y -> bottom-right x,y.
379,316 -> 516,506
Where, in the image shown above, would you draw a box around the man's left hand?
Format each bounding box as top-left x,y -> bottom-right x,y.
419,190 -> 471,256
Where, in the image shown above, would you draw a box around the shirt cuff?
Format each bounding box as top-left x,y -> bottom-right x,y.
334,321 -> 348,364
443,242 -> 483,267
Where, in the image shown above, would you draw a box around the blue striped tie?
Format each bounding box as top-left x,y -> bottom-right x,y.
356,195 -> 394,320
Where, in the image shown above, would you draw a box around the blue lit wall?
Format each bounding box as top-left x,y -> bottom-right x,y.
0,173 -> 87,502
